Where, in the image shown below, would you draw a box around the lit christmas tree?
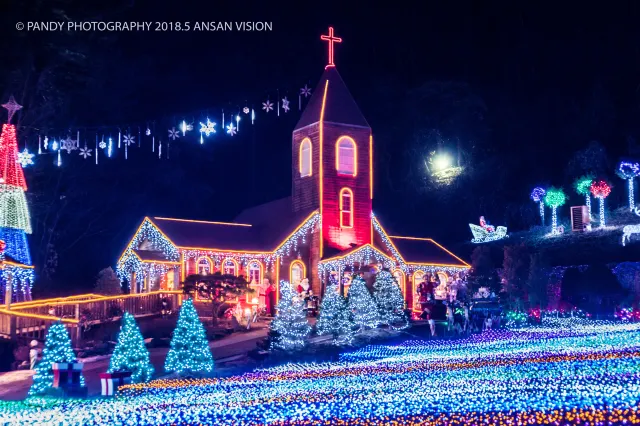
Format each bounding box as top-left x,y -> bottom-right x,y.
108,312 -> 154,383
316,275 -> 356,345
269,281 -> 311,351
29,322 -> 83,396
0,97 -> 34,301
164,299 -> 214,375
373,269 -> 409,330
347,275 -> 380,330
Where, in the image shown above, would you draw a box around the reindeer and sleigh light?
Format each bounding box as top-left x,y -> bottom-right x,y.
469,216 -> 508,244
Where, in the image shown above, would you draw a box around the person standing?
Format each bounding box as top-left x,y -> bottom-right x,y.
29,340 -> 39,370
265,281 -> 276,316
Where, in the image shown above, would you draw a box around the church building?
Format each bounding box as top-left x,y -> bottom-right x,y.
116,28 -> 469,313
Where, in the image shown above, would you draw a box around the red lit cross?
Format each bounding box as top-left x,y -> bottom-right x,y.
321,27 -> 342,66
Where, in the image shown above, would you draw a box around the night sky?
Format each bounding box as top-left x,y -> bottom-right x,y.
2,1 -> 640,295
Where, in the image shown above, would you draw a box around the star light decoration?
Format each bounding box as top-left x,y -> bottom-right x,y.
262,100 -> 274,113
17,148 -> 34,167
6,320 -> 640,425
1,95 -> 22,123
282,97 -> 290,112
123,134 -> 135,147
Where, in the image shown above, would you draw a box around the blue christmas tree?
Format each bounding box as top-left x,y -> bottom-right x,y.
164,299 -> 214,375
108,312 -> 154,383
29,322 -> 83,396
373,270 -> 409,330
316,275 -> 356,345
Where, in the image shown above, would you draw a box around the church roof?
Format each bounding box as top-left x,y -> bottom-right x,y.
147,198 -> 317,252
294,66 -> 370,130
133,249 -> 180,263
388,236 -> 470,267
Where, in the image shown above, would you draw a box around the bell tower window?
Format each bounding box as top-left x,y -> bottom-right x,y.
339,188 -> 353,228
299,138 -> 312,177
336,136 -> 357,176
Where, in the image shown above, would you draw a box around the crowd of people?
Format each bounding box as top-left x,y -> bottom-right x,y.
416,273 -> 502,337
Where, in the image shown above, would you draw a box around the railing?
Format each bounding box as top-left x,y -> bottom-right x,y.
0,291 -> 182,345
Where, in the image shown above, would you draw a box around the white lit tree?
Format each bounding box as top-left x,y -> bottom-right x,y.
316,276 -> 356,345
347,275 -> 380,330
164,299 -> 214,375
373,269 -> 409,330
269,281 -> 311,351
108,312 -> 154,383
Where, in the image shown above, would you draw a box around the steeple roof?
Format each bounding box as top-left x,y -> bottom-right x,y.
294,67 -> 369,130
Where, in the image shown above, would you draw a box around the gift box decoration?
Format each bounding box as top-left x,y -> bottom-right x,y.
99,371 -> 132,396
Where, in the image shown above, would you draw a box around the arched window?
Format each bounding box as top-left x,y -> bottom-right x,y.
392,269 -> 405,297
197,257 -> 212,275
339,188 -> 354,228
247,261 -> 262,284
336,136 -> 357,176
290,261 -> 305,287
299,138 -> 312,177
223,259 -> 238,276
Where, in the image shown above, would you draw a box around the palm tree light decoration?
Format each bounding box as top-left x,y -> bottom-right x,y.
574,175 -> 593,219
530,187 -> 546,225
617,161 -> 640,211
590,180 -> 611,227
544,188 -> 566,235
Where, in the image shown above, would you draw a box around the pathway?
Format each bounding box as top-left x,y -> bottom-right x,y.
0,326 -> 268,400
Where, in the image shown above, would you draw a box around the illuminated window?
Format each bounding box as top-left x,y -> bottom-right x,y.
248,261 -> 262,284
339,188 -> 353,228
299,138 -> 312,177
223,259 -> 237,276
336,137 -> 357,176
290,261 -> 305,287
197,257 -> 212,275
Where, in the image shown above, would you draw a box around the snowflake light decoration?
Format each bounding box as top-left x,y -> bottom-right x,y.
145,127 -> 151,136
243,107 -> 250,114
262,100 -> 274,113
99,139 -> 106,149
61,137 -> 78,154
300,85 -> 312,97
168,127 -> 180,140
282,97 -> 290,112
79,147 -> 92,159
123,134 -> 135,146
43,137 -> 49,150
52,140 -> 58,151
17,148 -> 34,167
226,123 -> 237,136
199,119 -> 216,136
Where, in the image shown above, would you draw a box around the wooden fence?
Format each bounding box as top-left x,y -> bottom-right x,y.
0,291 -> 182,346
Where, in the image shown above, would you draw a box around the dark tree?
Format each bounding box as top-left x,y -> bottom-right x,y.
182,272 -> 253,326
502,244 -> 530,310
527,252 -> 550,310
466,246 -> 500,295
562,264 -> 627,315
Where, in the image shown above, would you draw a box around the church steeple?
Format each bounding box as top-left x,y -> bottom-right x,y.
291,27 -> 373,257
294,66 -> 370,131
